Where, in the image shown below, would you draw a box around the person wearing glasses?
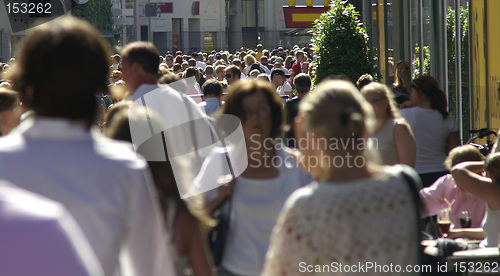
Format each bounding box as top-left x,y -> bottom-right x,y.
163,54 -> 174,68
224,65 -> 241,86
400,75 -> 461,187
361,82 -> 416,167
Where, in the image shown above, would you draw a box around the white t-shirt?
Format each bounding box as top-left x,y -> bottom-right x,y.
400,107 -> 459,174
221,147 -> 312,275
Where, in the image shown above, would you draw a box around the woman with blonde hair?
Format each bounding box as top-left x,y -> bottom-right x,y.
263,80 -> 421,275
361,82 -> 416,167
243,54 -> 256,76
393,60 -> 411,94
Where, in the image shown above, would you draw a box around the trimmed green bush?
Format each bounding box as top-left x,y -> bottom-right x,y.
312,0 -> 376,84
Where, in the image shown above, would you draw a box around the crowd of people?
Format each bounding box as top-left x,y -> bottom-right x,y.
1,15 -> 500,276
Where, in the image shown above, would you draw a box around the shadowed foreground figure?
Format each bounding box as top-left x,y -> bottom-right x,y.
2,16 -> 175,276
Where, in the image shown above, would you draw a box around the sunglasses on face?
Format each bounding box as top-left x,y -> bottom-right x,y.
225,74 -> 233,78
112,76 -> 120,78
369,97 -> 385,104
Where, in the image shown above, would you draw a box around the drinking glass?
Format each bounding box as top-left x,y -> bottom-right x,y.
437,208 -> 452,238
459,211 -> 472,228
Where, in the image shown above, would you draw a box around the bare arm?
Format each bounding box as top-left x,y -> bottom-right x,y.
446,131 -> 461,153
394,121 -> 416,167
492,129 -> 500,153
203,179 -> 234,215
448,228 -> 486,240
450,161 -> 500,209
184,213 -> 215,276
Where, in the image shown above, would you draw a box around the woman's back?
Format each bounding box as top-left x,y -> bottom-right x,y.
263,166 -> 420,275
400,107 -> 458,173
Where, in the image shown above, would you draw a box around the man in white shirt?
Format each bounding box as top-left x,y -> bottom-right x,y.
271,68 -> 292,97
1,16 -> 175,276
0,180 -> 104,276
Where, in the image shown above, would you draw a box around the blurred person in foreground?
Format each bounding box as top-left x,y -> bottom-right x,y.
2,16 -> 175,276
0,87 -> 22,135
262,80 -> 421,275
104,105 -> 215,276
0,180 -> 104,276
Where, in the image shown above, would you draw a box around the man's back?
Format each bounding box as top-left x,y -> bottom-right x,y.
0,180 -> 104,276
0,117 -> 172,276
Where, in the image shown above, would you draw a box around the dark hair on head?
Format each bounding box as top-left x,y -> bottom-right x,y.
411,75 -> 449,119
226,65 -> 241,78
201,79 -> 223,97
220,80 -> 284,138
0,87 -> 19,112
184,67 -> 199,80
485,153 -> 500,184
8,16 -> 111,129
444,145 -> 485,170
250,63 -> 262,73
205,65 -> 214,76
232,59 -> 242,66
121,41 -> 160,75
173,63 -> 182,72
158,72 -> 182,85
293,73 -> 311,94
188,58 -> 197,67
356,73 -> 375,89
112,54 -> 121,63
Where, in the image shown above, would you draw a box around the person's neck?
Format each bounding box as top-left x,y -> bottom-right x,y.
323,155 -> 377,183
401,78 -> 411,90
246,138 -> 275,162
418,99 -> 432,109
374,115 -> 389,133
129,78 -> 157,94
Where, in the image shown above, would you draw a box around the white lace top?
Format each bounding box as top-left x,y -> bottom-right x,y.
262,166 -> 420,275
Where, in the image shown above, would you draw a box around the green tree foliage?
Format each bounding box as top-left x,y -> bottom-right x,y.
446,5 -> 469,140
412,45 -> 431,79
312,0 -> 375,84
72,0 -> 113,32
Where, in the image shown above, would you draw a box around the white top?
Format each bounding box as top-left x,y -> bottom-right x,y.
372,118 -> 399,165
400,107 -> 459,173
481,205 -> 500,247
262,165 -> 420,276
222,146 -> 312,276
0,117 -> 175,276
0,180 -> 104,276
277,81 -> 292,96
127,83 -> 160,102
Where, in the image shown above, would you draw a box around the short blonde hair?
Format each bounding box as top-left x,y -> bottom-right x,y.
444,145 -> 484,170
